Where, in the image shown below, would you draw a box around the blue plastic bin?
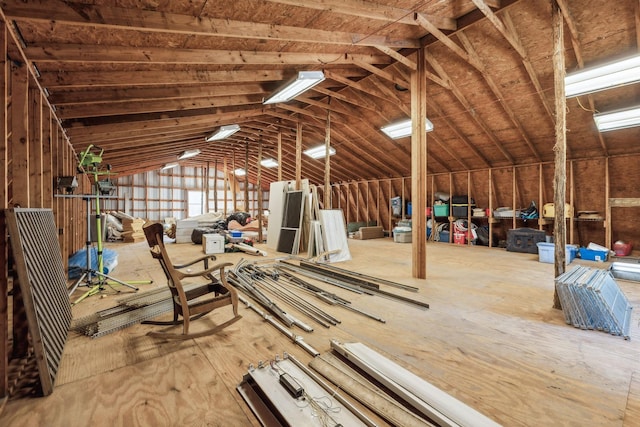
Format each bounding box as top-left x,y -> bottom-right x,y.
579,247 -> 608,262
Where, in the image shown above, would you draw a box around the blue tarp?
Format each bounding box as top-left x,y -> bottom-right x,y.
68,247 -> 119,279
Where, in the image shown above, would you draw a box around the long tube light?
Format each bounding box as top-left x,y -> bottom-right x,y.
177,149 -> 201,160
303,145 -> 335,159
381,118 -> 434,139
161,163 -> 179,170
234,168 -> 246,176
593,106 -> 640,132
206,124 -> 241,141
263,71 -> 325,104
565,54 -> 640,98
260,158 -> 278,168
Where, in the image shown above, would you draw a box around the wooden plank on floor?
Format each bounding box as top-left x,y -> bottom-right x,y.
624,371 -> 640,426
0,346 -> 252,426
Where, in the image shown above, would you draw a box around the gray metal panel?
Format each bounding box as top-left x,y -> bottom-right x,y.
6,208 -> 72,395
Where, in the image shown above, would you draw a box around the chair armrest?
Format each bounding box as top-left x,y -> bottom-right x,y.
174,255 -> 217,270
175,261 -> 234,280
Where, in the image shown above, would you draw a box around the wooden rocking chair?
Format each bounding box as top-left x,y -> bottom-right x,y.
143,222 -> 241,340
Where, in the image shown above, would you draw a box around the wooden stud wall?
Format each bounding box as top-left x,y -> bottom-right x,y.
325,155 -> 638,249
0,24 -> 80,399
105,166 -> 269,221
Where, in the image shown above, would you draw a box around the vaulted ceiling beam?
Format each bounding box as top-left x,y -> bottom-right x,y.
2,0 -> 418,48
40,70 -> 285,89
25,43 -> 391,65
261,0 -> 457,30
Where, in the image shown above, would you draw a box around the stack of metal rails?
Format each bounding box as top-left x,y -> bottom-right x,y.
555,266 -> 633,339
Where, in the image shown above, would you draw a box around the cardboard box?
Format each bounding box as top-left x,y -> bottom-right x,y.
202,233 -> 225,254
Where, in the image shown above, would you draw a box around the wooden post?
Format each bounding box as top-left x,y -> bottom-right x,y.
257,140 -> 263,242
213,159 -> 218,212
0,20 -> 8,398
244,141 -> 249,213
232,152 -> 237,212
296,122 -> 302,190
552,0 -> 567,309
223,158 -> 228,216
324,108 -> 331,208
411,46 -> 428,279
277,130 -> 283,182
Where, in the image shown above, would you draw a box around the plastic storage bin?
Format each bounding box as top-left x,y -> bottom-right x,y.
434,204 -> 449,217
439,230 -> 450,243
579,247 -> 609,262
536,242 -> 577,264
393,227 -> 412,243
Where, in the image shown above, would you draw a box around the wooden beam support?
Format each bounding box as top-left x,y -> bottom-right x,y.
3,0 -> 417,48
552,0 -> 567,309
296,122 -> 302,190
324,108 -> 331,208
11,62 -> 30,207
411,47 -> 428,279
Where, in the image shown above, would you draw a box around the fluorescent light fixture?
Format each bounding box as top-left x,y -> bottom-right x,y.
381,118 -> 434,139
206,124 -> 241,141
263,71 -> 325,104
234,168 -> 246,176
594,106 -> 640,132
304,145 -> 336,159
177,149 -> 201,160
260,158 -> 278,168
161,163 -> 179,170
565,54 -> 640,98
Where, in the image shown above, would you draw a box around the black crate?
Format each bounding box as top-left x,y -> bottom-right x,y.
451,204 -> 475,218
506,228 -> 546,254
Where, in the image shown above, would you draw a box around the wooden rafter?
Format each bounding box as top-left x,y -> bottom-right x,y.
24,44 -> 391,66
2,0 -> 418,48
40,70 -> 285,89
374,46 -> 417,70
415,13 -> 483,72
261,0 -> 457,30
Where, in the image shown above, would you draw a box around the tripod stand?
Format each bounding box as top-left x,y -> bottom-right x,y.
66,145 -> 151,305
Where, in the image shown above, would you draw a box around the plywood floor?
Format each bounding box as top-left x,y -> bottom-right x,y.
1,237 -> 639,426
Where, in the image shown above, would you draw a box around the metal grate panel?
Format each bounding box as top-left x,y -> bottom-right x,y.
6,208 -> 72,395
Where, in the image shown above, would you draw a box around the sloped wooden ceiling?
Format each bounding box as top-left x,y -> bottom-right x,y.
2,0 -> 639,188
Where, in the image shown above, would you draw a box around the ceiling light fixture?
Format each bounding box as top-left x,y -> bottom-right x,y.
380,118 -> 434,139
260,158 -> 279,168
263,71 -> 325,105
565,54 -> 640,98
593,106 -> 640,132
161,163 -> 179,170
234,168 -> 246,176
303,145 -> 336,159
206,124 -> 241,141
177,149 -> 201,160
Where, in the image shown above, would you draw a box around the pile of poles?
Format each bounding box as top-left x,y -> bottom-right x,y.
228,258 -> 428,356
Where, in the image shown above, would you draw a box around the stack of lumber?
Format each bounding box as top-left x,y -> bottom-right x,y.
111,211 -> 146,243
121,218 -> 146,242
